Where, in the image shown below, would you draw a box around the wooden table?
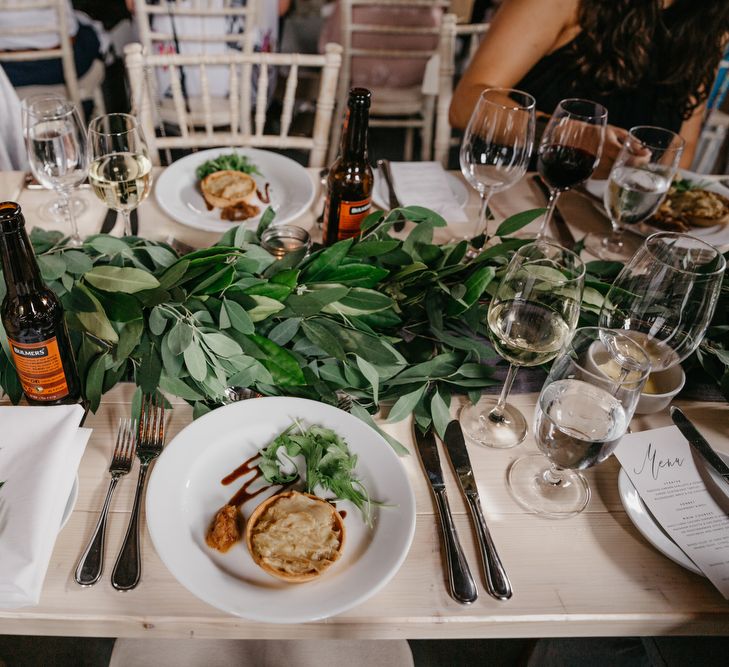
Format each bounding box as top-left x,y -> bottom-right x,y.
0,169 -> 727,639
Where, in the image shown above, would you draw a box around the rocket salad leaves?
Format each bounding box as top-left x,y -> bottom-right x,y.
196,152 -> 262,180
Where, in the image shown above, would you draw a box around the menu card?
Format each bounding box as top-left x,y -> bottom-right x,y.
389,162 -> 468,223
614,426 -> 729,598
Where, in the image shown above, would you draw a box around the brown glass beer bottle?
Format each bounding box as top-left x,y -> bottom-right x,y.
0,202 -> 80,404
323,88 -> 374,245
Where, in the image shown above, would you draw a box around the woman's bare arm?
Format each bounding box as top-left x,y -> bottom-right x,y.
449,0 -> 579,129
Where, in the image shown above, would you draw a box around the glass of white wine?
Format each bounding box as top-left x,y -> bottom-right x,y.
23,95 -> 89,245
585,126 -> 684,260
458,241 -> 585,448
507,327 -> 650,518
88,113 -> 153,237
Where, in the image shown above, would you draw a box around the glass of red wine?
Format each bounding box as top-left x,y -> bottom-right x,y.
536,99 -> 608,240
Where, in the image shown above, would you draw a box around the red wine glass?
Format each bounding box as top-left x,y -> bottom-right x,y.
536,99 -> 608,240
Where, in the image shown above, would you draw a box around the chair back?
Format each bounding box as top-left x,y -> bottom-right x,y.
434,16 -> 490,165
0,0 -> 81,108
124,42 -> 342,169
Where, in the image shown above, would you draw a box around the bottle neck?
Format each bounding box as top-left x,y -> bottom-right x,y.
0,227 -> 44,298
341,105 -> 369,161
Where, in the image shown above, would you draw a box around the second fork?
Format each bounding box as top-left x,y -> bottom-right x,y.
74,418 -> 136,587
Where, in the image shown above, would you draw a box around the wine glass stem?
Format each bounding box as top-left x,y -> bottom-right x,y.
543,463 -> 565,486
604,221 -> 624,252
59,189 -> 81,246
476,189 -> 494,239
537,190 -> 559,239
490,363 -> 519,420
121,210 -> 133,237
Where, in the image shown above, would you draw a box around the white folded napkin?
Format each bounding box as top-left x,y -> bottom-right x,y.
0,404 -> 91,608
390,161 -> 468,223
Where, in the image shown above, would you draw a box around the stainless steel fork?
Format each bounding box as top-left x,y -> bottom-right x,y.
74,418 -> 136,587
111,395 -> 165,591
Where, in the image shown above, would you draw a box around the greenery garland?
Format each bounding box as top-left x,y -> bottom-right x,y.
0,206 -> 727,453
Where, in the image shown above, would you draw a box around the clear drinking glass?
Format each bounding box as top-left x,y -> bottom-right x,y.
599,232 -> 726,371
536,98 -> 607,239
22,95 -> 89,245
458,241 -> 585,448
88,113 -> 153,237
586,126 -> 684,260
507,327 -> 650,518
460,88 -> 535,250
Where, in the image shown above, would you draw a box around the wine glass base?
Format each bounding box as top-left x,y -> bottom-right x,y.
37,197 -> 87,224
583,233 -> 629,261
458,399 -> 527,449
506,453 -> 590,518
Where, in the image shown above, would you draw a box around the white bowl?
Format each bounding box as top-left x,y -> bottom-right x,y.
634,365 -> 685,414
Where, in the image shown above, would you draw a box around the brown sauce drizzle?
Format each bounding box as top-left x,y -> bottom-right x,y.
222,452 -> 297,508
256,182 -> 271,204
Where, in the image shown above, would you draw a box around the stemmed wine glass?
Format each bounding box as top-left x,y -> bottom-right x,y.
586,126 -> 684,260
22,95 -> 89,245
458,241 -> 585,448
507,327 -> 650,518
536,98 -> 607,239
599,232 -> 726,372
460,88 -> 535,250
88,113 -> 153,237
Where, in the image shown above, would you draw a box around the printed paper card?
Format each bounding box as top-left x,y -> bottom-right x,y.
614,426 -> 729,598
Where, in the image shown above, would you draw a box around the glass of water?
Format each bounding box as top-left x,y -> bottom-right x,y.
507,327 -> 650,518
460,88 -> 535,251
586,126 -> 684,260
88,113 -> 153,237
23,95 -> 89,245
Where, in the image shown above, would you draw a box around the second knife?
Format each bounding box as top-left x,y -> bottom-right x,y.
413,423 -> 478,604
443,420 -> 513,600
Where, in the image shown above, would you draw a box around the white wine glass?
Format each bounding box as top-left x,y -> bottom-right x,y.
585,126 -> 684,260
507,327 -> 650,518
88,113 -> 153,237
599,232 -> 726,371
460,88 -> 535,251
23,95 -> 89,245
536,98 -> 607,240
458,241 -> 585,448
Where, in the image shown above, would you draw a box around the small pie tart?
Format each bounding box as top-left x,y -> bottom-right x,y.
245,490 -> 345,583
200,169 -> 257,209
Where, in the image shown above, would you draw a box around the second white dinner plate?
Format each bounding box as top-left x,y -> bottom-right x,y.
146,397 -> 416,623
155,147 -> 316,232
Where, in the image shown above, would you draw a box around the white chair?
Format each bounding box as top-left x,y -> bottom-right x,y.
0,0 -> 105,115
328,0 -> 450,164
434,15 -> 490,166
691,57 -> 729,174
124,42 -> 342,169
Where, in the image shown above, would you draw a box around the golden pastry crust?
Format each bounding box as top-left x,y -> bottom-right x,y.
201,170 -> 257,209
245,491 -> 346,583
650,185 -> 729,230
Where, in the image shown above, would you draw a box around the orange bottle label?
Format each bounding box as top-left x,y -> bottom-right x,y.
332,198 -> 372,240
8,337 -> 70,402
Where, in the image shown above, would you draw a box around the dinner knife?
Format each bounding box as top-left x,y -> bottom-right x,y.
530,174 -> 576,248
413,423 -> 478,604
670,407 -> 729,483
130,208 -> 139,236
442,420 -> 513,601
377,158 -> 405,231
100,208 -> 117,234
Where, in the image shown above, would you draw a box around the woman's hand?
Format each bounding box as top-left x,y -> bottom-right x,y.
593,125 -> 629,179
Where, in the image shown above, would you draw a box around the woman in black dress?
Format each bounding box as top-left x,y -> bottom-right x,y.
450,0 -> 729,176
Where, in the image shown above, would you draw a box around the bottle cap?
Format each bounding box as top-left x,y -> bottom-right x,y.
348,87 -> 371,109
0,202 -> 24,233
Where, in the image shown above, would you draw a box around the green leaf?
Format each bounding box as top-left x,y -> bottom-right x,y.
102,292 -> 143,323
495,208 -> 545,237
158,259 -> 190,290
356,355 -> 380,405
85,266 -> 160,293
87,235 -> 131,255
250,334 -> 306,385
114,319 -> 143,362
184,342 -> 208,381
247,294 -> 285,322
201,332 -> 242,357
350,403 -> 409,456
149,306 -> 168,336
63,250 -> 93,275
430,390 -> 451,440
143,245 -> 177,268
387,384 -> 427,423
223,298 -> 255,333
192,401 -> 212,420
301,238 -> 354,281
159,374 -> 204,401
75,286 -> 118,343
301,319 -> 346,360
85,354 -> 106,412
138,345 -> 162,394
267,318 -> 301,346
37,254 -> 66,281
161,331 -> 184,376
167,322 -> 194,355
227,355 -> 273,387
256,206 -> 276,237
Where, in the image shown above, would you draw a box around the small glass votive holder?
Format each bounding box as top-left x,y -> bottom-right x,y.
260,225 -> 311,260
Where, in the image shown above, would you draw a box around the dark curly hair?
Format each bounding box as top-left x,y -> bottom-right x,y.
575,0 -> 729,119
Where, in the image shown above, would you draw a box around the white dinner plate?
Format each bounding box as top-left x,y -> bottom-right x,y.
372,168 -> 470,214
154,147 -> 316,232
585,169 -> 729,247
59,474 -> 78,532
618,451 -> 729,576
146,397 -> 416,623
